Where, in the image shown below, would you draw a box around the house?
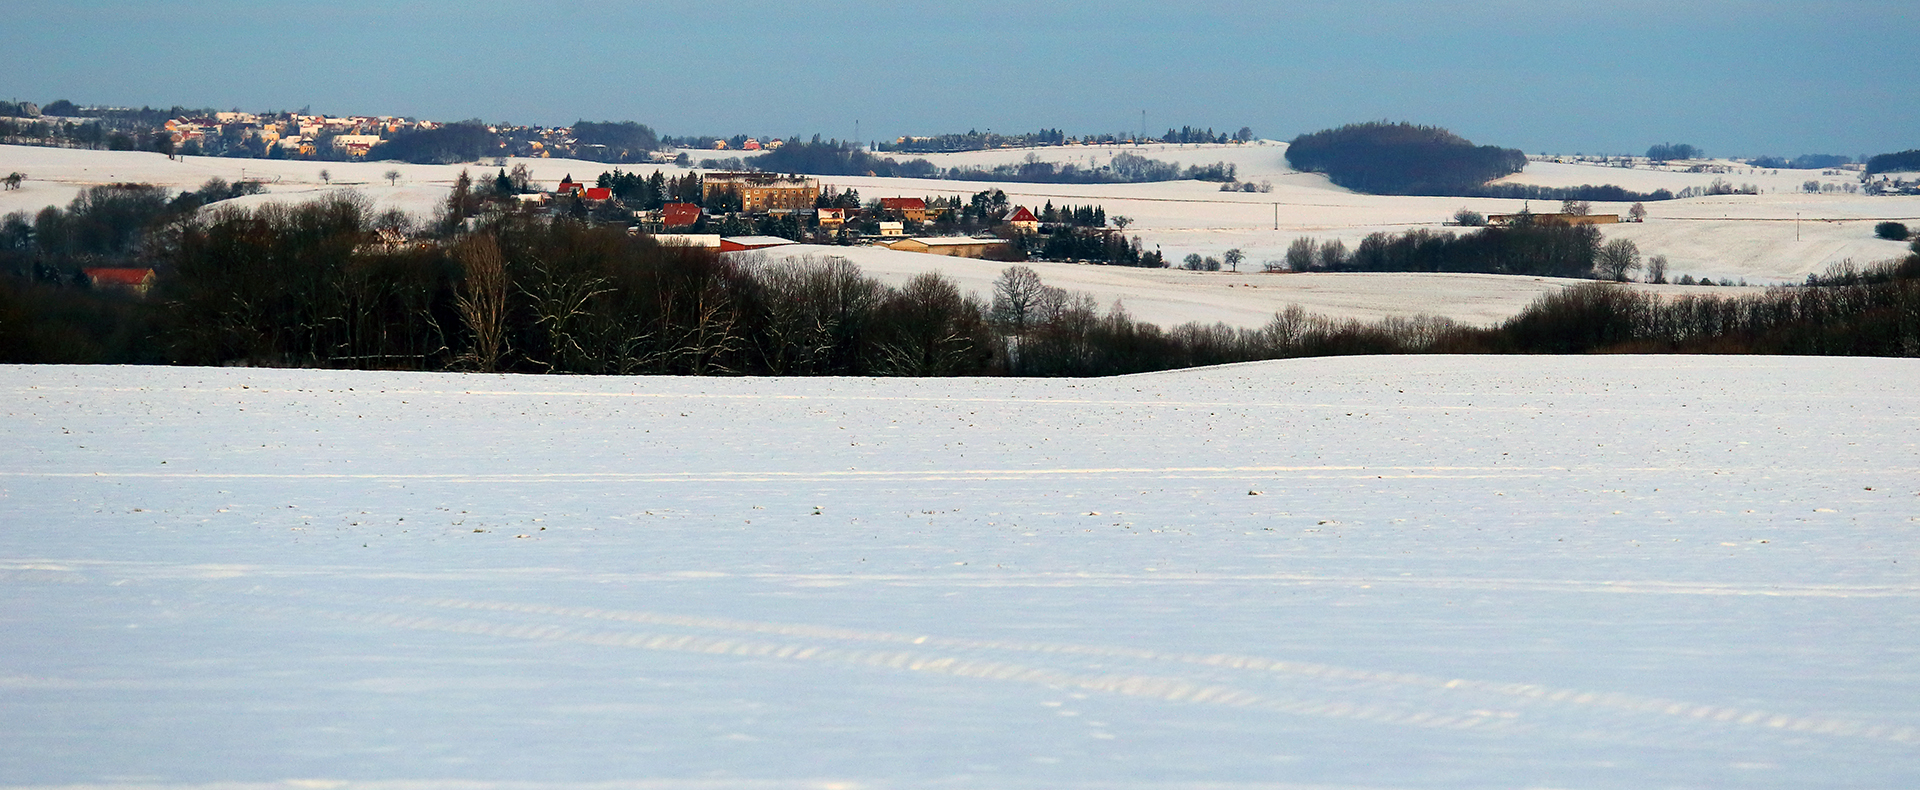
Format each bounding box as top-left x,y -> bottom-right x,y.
880,197 -> 928,223
554,176 -> 583,196
885,237 -> 1005,258
583,187 -> 612,202
817,208 -> 846,227
1487,212 -> 1621,227
82,267 -> 156,298
701,172 -> 820,213
720,236 -> 796,252
1005,206 -> 1039,233
330,134 -> 382,157
742,139 -> 762,151
878,221 -> 905,237
661,203 -> 702,228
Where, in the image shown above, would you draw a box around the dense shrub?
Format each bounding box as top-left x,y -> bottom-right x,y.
1876,222 -> 1910,241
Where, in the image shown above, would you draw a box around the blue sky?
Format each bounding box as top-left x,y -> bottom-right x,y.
6,0 -> 1914,157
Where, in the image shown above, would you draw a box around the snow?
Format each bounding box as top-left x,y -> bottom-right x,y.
734,244 -> 1622,329
6,142 -> 1918,294
4,357 -> 1919,788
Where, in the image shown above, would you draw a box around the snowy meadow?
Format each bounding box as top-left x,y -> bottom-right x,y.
4,356 -> 1917,789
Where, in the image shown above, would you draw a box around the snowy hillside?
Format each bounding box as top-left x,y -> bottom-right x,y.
5,141 -> 1918,299
4,358 -> 1918,788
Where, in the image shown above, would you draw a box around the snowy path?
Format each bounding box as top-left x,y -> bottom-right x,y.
3,358 -> 1918,789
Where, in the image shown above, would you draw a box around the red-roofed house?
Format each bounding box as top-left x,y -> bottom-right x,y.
880,197 -> 928,223
662,203 -> 702,228
1005,206 -> 1039,233
83,267 -> 156,298
583,187 -> 612,201
555,176 -> 582,196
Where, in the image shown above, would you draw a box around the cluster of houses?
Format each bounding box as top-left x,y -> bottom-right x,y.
155,112 -> 441,158
510,171 -> 1038,258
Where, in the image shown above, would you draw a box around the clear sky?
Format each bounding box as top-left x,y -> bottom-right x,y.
6,0 -> 1914,158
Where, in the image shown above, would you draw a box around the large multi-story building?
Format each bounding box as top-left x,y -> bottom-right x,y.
701,172 -> 819,213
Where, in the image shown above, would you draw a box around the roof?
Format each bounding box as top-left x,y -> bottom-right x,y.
903,236 -> 1000,247
1007,206 -> 1038,223
662,203 -> 701,227
721,236 -> 796,249
83,268 -> 155,286
583,187 -> 612,200
881,197 -> 927,210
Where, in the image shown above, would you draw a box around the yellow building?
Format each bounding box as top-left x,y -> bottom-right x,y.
702,172 -> 820,213
885,237 -> 1005,258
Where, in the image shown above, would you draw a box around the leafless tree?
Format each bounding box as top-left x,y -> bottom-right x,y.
1317,239 -> 1347,270
1645,254 -> 1669,284
1596,238 -> 1642,281
1561,199 -> 1592,216
453,234 -> 509,371
1285,237 -> 1317,271
991,265 -> 1051,334
384,169 -> 401,186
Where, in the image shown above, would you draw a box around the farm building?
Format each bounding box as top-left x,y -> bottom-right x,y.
885,237 -> 1005,258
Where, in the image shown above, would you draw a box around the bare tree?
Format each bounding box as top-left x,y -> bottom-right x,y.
1596,238 -> 1642,281
990,265 -> 1051,334
453,234 -> 509,371
384,169 -> 401,186
3,172 -> 24,190
1645,254 -> 1669,284
1317,239 -> 1347,270
1285,237 -> 1318,271
1223,248 -> 1245,272
1111,215 -> 1132,230
1561,199 -> 1592,216
318,169 -> 331,186
1629,202 -> 1647,222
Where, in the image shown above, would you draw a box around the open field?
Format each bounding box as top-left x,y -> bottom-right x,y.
4,143 -> 1917,330
4,357 -> 1918,788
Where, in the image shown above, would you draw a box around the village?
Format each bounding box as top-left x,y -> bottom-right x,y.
492,169 -> 1156,265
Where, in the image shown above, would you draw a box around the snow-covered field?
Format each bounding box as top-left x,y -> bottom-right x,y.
4,142 -> 1918,319
4,357 -> 1918,789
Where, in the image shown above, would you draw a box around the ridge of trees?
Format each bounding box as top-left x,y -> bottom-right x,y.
1285,122 -> 1529,196
1866,150 -> 1920,175
746,140 -> 1237,185
1645,143 -> 1704,161
365,122 -> 503,164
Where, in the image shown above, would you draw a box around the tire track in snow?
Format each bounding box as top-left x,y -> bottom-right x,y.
204,586 -> 1920,748
222,599 -> 1533,738
14,463 -> 1910,484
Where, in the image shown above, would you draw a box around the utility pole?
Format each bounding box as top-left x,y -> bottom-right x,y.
1273,203 -> 1279,231
1796,212 -> 1801,241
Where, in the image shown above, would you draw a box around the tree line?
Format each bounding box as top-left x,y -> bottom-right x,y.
6,190 -> 1917,372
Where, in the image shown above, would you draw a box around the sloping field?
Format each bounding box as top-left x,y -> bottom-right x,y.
3,357 -> 1917,788
5,141 -> 1917,300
